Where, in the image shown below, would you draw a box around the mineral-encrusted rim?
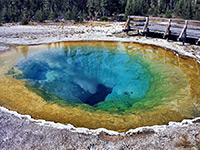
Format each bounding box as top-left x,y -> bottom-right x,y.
1,39 -> 200,136
1,106 -> 200,136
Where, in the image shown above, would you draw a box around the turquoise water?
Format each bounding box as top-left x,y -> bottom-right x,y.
16,46 -> 151,110
2,41 -> 200,130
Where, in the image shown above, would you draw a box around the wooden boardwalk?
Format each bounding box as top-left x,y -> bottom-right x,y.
123,16 -> 200,45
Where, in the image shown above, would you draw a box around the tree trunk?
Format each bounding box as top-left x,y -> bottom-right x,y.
94,12 -> 98,21
170,0 -> 173,9
157,0 -> 160,5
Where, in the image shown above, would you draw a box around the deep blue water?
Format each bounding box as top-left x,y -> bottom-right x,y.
16,46 -> 151,107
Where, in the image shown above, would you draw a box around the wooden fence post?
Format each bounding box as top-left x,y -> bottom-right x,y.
163,19 -> 171,41
196,38 -> 200,45
124,16 -> 130,35
142,17 -> 149,37
178,20 -> 188,45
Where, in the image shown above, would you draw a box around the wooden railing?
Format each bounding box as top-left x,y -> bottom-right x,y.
123,16 -> 200,45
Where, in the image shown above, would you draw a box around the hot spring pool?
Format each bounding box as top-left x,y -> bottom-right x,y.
0,41 -> 200,131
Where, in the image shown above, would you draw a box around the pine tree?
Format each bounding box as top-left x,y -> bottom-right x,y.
153,6 -> 159,17
35,10 -> 46,22
87,0 -> 101,19
180,0 -> 192,19
139,0 -> 148,15
150,0 -> 158,8
20,14 -> 29,25
193,4 -> 200,20
44,0 -> 50,18
0,0 -> 199,23
125,0 -> 131,17
182,0 -> 193,19
174,0 -> 183,17
119,0 -> 127,13
0,11 -> 2,24
131,0 -> 148,16
2,7 -> 9,23
158,0 -> 165,13
131,0 -> 138,15
48,9 -> 56,20
165,7 -> 172,18
101,0 -> 108,16
0,0 -> 3,23
64,10 -> 71,20
71,6 -> 79,22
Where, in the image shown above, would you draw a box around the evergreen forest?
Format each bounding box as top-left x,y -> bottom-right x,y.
0,0 -> 199,24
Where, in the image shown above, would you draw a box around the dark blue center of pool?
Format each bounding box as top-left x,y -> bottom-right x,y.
16,46 -> 151,108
